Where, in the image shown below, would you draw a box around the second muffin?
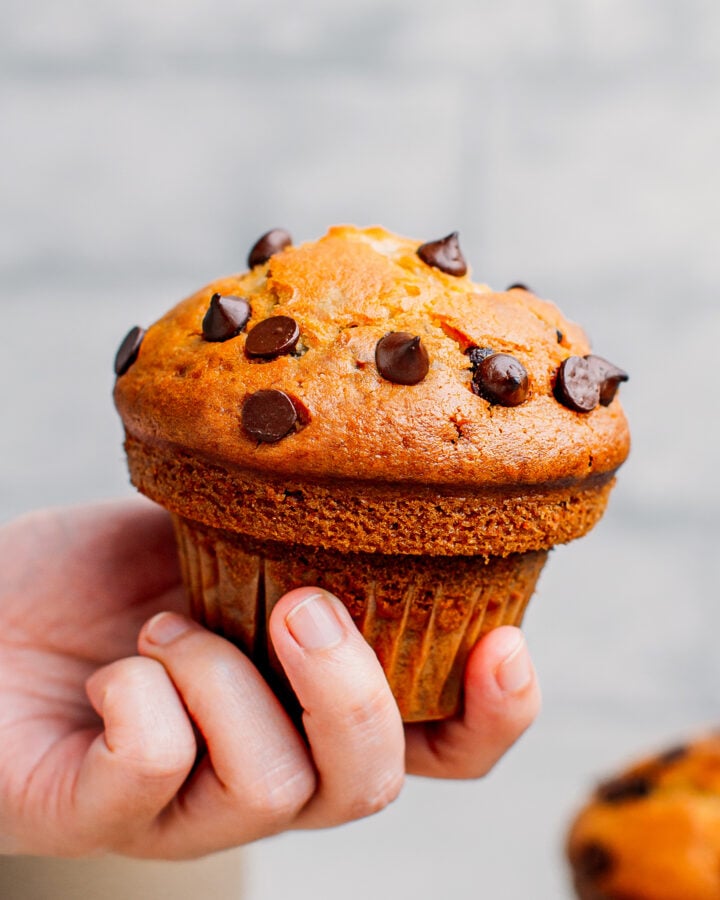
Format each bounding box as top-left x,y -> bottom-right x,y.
567,735 -> 720,899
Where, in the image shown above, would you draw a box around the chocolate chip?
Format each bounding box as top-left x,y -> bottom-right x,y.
597,775 -> 652,803
375,332 -> 430,385
242,389 -> 298,443
202,293 -> 251,342
248,228 -> 292,268
507,283 -> 531,292
472,353 -> 529,406
466,346 -> 495,371
572,842 -> 614,881
417,232 -> 467,276
658,744 -> 688,765
245,315 -> 300,359
114,326 -> 145,376
554,356 -> 600,412
584,355 -> 629,406
556,329 -> 564,344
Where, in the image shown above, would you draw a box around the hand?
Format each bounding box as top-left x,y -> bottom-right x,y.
0,498 -> 540,860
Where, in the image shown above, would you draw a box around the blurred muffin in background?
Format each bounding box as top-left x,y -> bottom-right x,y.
567,733 -> 720,899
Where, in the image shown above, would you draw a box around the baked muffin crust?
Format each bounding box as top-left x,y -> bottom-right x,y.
567,736 -> 720,899
114,225 -> 630,555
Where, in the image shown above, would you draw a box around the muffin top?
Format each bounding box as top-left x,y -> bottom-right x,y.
567,736 -> 720,900
114,225 -> 629,489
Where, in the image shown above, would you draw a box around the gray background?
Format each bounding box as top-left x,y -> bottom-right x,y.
2,1 -> 719,897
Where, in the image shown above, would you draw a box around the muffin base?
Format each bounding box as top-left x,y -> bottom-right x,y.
126,435 -> 616,557
172,514 -> 547,721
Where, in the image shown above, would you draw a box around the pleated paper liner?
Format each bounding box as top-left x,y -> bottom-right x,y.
172,514 -> 547,721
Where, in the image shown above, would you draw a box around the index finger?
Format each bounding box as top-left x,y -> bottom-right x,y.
268,588 -> 406,828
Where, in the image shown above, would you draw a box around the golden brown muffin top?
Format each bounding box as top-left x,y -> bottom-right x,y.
113,225 -> 630,488
567,736 -> 720,900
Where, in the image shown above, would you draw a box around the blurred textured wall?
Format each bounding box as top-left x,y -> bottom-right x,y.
2,2 -> 719,897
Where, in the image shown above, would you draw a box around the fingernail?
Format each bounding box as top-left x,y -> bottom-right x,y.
285,592 -> 344,651
144,612 -> 192,646
495,634 -> 533,694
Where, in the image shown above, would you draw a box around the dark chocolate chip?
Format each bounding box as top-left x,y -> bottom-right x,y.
245,315 -> 300,359
114,326 -> 145,376
597,775 -> 652,803
556,329 -> 564,344
472,353 -> 529,406
507,283 -> 531,292
375,332 -> 430,385
202,293 -> 251,342
572,842 -> 615,881
417,232 -> 467,276
466,346 -> 495,372
242,389 -> 298,443
248,228 -> 292,268
657,744 -> 688,765
554,356 -> 600,412
584,355 -> 629,406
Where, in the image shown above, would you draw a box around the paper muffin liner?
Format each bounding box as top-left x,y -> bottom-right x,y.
172,513 -> 547,721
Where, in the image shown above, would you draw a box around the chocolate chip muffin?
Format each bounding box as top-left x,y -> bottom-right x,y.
567,735 -> 720,900
113,225 -> 630,720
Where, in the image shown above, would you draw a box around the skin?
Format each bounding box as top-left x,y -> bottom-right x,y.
0,497 -> 541,860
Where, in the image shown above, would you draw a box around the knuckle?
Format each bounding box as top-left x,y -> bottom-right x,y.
128,740 -> 196,780
103,659 -> 195,779
345,768 -> 405,820
326,682 -> 405,821
110,726 -> 195,779
105,654 -> 154,691
428,728 -> 497,780
241,760 -> 316,825
343,684 -> 394,733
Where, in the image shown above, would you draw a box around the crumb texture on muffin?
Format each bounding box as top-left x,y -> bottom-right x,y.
126,433 -> 616,555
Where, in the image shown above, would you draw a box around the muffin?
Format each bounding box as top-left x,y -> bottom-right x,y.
567,735 -> 720,900
113,225 -> 630,721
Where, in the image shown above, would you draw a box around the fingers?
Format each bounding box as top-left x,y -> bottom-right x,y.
405,626 -> 541,779
136,590 -> 405,852
268,588 -> 406,828
76,600 -> 528,858
136,613 -> 316,857
73,656 -> 197,852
